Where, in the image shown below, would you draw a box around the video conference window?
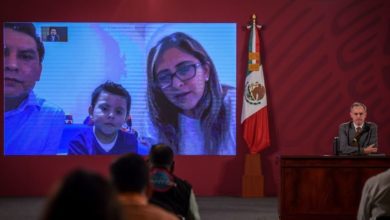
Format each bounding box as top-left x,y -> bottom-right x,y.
4,22 -> 236,156
41,26 -> 68,42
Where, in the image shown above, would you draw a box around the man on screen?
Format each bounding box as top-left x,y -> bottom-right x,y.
338,102 -> 378,155
4,22 -> 65,155
46,27 -> 60,42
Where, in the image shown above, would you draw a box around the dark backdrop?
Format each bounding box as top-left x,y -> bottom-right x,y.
1,0 -> 389,196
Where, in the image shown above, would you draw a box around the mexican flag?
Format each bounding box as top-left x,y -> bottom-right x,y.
241,20 -> 270,154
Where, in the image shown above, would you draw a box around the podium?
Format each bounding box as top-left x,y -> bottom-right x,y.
279,155 -> 390,220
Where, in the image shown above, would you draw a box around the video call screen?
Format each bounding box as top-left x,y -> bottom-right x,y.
4,22 -> 236,156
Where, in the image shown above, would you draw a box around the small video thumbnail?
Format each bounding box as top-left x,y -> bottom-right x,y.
41,26 -> 68,42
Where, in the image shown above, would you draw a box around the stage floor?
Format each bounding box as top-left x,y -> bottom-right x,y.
0,196 -> 279,220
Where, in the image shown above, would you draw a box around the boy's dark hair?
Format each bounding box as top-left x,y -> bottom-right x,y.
149,144 -> 174,168
110,153 -> 149,193
4,22 -> 45,63
91,81 -> 131,115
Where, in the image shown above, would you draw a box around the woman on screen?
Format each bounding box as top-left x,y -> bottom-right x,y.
144,32 -> 235,155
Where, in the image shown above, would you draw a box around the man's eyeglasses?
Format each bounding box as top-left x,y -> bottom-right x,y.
156,63 -> 201,89
353,112 -> 365,116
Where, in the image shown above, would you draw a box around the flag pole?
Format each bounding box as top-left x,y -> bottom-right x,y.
242,153 -> 264,197
241,14 -> 266,198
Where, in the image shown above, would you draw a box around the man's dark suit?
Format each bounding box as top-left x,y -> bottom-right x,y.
46,34 -> 59,42
338,121 -> 378,154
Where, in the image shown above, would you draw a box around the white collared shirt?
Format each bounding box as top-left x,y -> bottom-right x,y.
353,123 -> 365,132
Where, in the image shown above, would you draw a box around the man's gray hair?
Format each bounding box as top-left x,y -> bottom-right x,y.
350,102 -> 367,112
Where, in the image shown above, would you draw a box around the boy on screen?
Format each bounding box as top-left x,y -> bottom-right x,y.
4,22 -> 65,155
68,81 -> 138,155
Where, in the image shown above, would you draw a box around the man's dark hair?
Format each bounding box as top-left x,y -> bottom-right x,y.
4,22 -> 45,63
149,144 -> 174,168
91,81 -> 131,115
49,27 -> 57,32
110,153 -> 149,193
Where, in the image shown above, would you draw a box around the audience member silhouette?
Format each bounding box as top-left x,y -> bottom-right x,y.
148,144 -> 201,220
41,169 -> 122,220
358,168 -> 390,220
110,153 -> 178,220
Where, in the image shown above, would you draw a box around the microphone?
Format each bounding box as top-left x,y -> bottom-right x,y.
355,125 -> 370,156
356,138 -> 362,156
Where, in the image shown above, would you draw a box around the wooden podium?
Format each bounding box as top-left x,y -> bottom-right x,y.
242,154 -> 264,197
279,155 -> 390,220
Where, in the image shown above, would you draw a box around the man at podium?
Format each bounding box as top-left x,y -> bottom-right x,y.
338,102 -> 378,155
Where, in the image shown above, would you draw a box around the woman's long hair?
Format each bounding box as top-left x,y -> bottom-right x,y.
146,32 -> 229,154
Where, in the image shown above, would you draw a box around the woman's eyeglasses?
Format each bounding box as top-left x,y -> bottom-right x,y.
156,63 -> 201,89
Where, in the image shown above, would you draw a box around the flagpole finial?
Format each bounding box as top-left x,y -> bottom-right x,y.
246,14 -> 262,30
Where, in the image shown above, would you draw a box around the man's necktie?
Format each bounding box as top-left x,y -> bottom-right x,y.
356,127 -> 362,134
352,127 -> 362,147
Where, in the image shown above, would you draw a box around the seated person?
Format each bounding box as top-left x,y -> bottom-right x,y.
338,102 -> 378,155
41,169 -> 122,220
148,144 -> 200,220
68,81 -> 138,155
110,153 -> 178,220
357,168 -> 390,220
